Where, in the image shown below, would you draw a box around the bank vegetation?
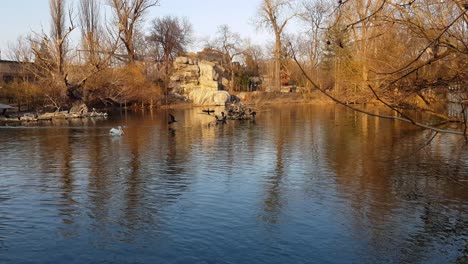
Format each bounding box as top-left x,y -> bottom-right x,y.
0,0 -> 466,136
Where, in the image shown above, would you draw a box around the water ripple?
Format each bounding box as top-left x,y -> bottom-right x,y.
0,106 -> 467,263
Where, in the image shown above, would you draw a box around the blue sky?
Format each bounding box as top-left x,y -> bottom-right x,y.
0,0 -> 275,58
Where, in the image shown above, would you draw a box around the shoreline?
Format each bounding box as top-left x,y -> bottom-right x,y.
0,91 -> 369,124
163,91 -> 336,109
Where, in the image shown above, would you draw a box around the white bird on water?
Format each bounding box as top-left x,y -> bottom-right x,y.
109,126 -> 124,136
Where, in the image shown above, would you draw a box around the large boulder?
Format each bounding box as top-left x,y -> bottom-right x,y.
213,91 -> 232,105
188,89 -> 231,106
198,60 -> 219,90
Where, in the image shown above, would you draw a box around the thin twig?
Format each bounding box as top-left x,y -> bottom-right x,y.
289,43 -> 465,136
343,0 -> 387,31
367,84 -> 415,124
380,131 -> 438,162
378,8 -> 467,75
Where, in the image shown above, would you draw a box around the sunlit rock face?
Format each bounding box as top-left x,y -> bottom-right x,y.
171,56 -> 200,93
188,89 -> 231,106
198,60 -> 221,90
169,49 -> 232,105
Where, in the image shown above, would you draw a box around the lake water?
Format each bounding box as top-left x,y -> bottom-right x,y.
0,105 -> 467,264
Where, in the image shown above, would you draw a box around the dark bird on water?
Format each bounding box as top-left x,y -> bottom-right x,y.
215,111 -> 227,124
250,111 -> 256,119
168,113 -> 177,124
202,108 -> 215,115
247,108 -> 257,119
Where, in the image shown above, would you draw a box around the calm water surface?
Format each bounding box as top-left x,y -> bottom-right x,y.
0,105 -> 467,264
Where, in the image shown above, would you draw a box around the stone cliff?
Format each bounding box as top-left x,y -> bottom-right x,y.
169,49 -> 232,106
169,49 -> 230,94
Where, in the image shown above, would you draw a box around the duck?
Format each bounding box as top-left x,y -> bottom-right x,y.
168,113 -> 177,124
109,126 -> 124,136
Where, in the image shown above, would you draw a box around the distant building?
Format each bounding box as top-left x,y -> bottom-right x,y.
0,60 -> 32,83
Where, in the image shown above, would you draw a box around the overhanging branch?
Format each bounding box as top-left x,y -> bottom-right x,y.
289,43 -> 466,137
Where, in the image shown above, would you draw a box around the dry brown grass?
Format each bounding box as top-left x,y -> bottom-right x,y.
235,90 -> 333,106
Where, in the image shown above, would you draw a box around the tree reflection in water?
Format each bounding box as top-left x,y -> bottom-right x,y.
0,105 -> 466,263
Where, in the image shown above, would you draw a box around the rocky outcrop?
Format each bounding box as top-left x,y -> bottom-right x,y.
169,53 -> 230,96
171,56 -> 200,92
188,89 -> 233,106
168,49 -> 238,106
198,61 -> 220,90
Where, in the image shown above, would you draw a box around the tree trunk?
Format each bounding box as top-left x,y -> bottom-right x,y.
274,33 -> 282,92
230,61 -> 235,91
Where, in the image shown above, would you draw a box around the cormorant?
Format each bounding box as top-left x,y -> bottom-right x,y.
168,113 -> 177,124
202,109 -> 215,115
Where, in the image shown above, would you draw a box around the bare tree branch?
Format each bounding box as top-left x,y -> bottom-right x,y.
290,43 -> 466,136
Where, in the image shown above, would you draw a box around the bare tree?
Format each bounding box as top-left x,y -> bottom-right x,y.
300,0 -> 329,69
108,0 -> 159,63
292,0 -> 468,138
26,0 -> 76,104
7,35 -> 34,63
209,25 -> 243,90
79,0 -> 101,65
20,0 -> 120,107
147,16 -> 193,84
257,0 -> 297,92
49,0 -> 73,77
78,0 -> 122,103
243,40 -> 264,76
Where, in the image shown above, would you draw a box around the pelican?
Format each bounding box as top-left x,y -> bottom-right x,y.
109,126 -> 124,136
